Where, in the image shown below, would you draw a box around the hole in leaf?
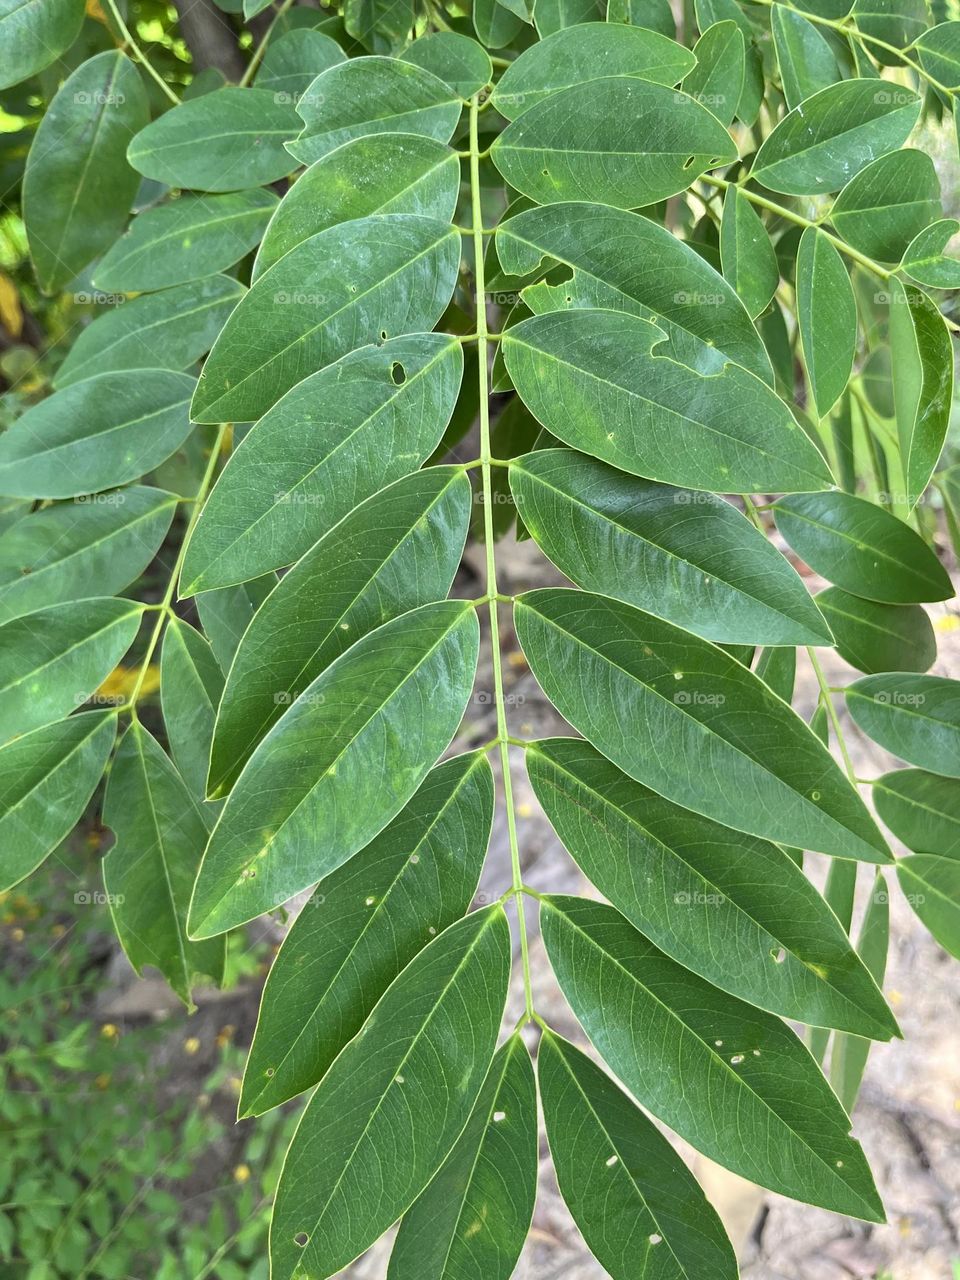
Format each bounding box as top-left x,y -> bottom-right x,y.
390,362 -> 406,385
683,155 -> 696,169
265,1067 -> 275,1077
294,1233 -> 309,1248
770,947 -> 786,964
380,329 -> 388,341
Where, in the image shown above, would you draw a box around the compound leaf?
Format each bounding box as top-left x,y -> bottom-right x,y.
796,226 -> 856,417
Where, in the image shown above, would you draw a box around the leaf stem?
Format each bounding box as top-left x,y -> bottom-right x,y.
239,0 -> 295,88
702,174 -> 893,279
807,646 -> 858,784
470,93 -> 535,1022
103,0 -> 180,105
125,426 -> 227,716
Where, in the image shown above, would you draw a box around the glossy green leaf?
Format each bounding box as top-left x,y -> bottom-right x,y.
502,309 -> 831,494
755,644 -> 796,702
389,1033 -> 537,1280
608,0 -> 675,36
401,32 -> 493,97
682,21 -> 745,126
539,1030 -> 737,1280
23,52 -> 149,293
103,722 -> 225,1006
188,600 -> 480,938
912,21 -> 960,89
0,0 -> 84,89
492,23 -> 695,118
474,0 -> 525,49
0,712 -> 116,891
830,149 -> 941,263
874,768 -> 960,856
0,487 -> 177,623
0,598 -> 143,745
719,186 -> 779,319
771,4 -> 840,109
196,574 -> 277,674
191,214 -> 460,423
491,76 -> 737,208
889,281 -> 954,511
241,751 -> 493,1116
693,0 -> 762,122
496,201 -> 773,382
815,587 -> 936,674
253,134 -> 459,278
287,57 -> 462,166
846,675 -> 960,776
528,737 -> 897,1037
54,276 -> 245,389
345,0 -> 415,50
127,88 -> 300,192
533,0 -> 600,34
510,449 -> 831,645
540,895 -> 884,1220
773,491 -> 951,603
796,226 -> 856,417
160,619 -> 224,806
254,29 -> 346,97
270,906 -> 510,1280
94,191 -> 278,293
752,79 -> 920,195
515,588 -> 890,861
184,335 -> 463,594
853,0 -> 926,63
897,855 -> 960,958
901,219 -> 960,289
0,370 -> 195,499
208,466 -> 470,795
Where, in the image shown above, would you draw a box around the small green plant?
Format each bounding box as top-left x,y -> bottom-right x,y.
0,871 -> 298,1279
0,0 -> 958,1275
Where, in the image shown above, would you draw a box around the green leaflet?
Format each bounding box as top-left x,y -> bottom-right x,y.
502,309 -> 831,493
0,712 -> 116,892
694,0 -> 763,122
103,722 -> 226,1007
539,895 -> 885,1220
773,491 -> 951,604
897,855 -> 960,958
533,0 -> 599,34
796,226 -> 856,417
270,906 -> 510,1280
608,0 -> 675,37
901,219 -> 960,289
54,277 -> 246,389
828,871 -> 889,1114
491,22 -> 695,118
345,0 -> 416,50
188,600 -> 480,938
253,134 -> 459,278
23,52 -> 149,294
241,751 -> 493,1116
514,588 -> 890,861
756,644 -> 797,702
873,768 -> 960,856
0,598 -> 144,745
474,0 -> 525,46
0,0 -> 84,89
208,467 -> 470,795
196,574 -> 277,675
389,1034 -> 537,1280
682,21 -> 745,127
528,737 -> 898,1037
815,587 -> 936,674
846,675 -> 960,777
401,32 -> 493,97
94,191 -> 278,293
890,282 -> 954,511
0,370 -> 195,500
719,185 -> 779,320
490,76 -> 737,208
287,56 -> 462,166
752,79 -> 920,195
538,1031 -> 737,1280
160,620 -> 224,806
254,29 -> 346,97
509,449 -> 831,645
853,0 -> 926,62
830,149 -> 942,263
183,336 -> 463,594
127,88 -> 301,192
0,487 -> 177,623
771,4 -> 840,109
912,21 -> 960,90
496,200 -> 774,382
191,215 -> 460,423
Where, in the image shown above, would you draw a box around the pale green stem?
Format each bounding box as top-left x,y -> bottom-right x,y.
103,0 -> 180,105
239,0 -> 296,88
